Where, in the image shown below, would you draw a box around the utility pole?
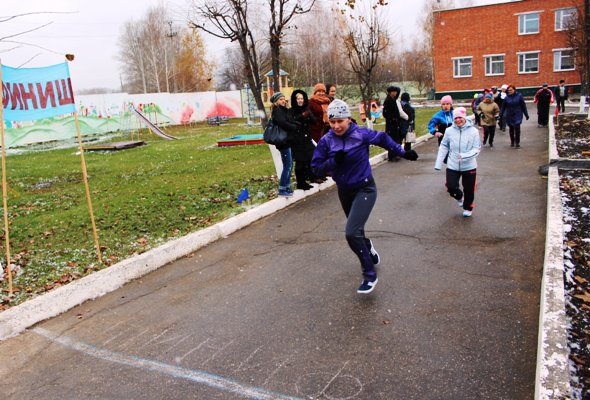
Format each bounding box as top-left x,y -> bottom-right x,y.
165,21 -> 178,93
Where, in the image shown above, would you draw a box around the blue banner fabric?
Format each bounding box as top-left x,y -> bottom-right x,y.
2,62 -> 76,122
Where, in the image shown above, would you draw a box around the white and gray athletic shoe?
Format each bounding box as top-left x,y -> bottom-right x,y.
367,239 -> 380,265
357,278 -> 378,294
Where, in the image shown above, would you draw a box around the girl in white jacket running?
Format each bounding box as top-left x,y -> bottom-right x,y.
434,107 -> 481,217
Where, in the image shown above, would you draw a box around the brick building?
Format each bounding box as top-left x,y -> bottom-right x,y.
433,0 -> 580,99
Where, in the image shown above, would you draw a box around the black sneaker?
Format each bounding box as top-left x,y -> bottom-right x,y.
366,239 -> 380,265
357,278 -> 378,294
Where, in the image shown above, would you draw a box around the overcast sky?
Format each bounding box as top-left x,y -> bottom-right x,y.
0,0 -> 507,91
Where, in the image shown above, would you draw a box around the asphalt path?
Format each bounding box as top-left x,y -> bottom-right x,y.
0,116 -> 548,400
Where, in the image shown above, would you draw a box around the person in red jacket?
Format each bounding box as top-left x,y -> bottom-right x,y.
308,83 -> 331,143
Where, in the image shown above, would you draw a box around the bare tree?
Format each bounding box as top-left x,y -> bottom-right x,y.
0,11 -> 76,65
342,2 -> 389,125
565,1 -> 589,96
189,0 -> 267,119
280,2 -> 353,87
118,21 -> 148,93
419,0 -> 455,89
404,40 -> 433,95
268,0 -> 315,91
118,6 -> 173,94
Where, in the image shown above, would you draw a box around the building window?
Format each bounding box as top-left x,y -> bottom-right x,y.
453,57 -> 472,78
519,12 -> 540,34
518,52 -> 540,73
484,55 -> 505,76
555,8 -> 576,31
554,49 -> 575,71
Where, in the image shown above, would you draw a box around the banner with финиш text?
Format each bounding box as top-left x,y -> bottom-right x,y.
1,62 -> 76,122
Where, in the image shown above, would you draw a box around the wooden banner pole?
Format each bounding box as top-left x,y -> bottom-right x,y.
73,112 -> 102,264
0,63 -> 13,295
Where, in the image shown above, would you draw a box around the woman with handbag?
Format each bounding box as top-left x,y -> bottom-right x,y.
270,92 -> 297,197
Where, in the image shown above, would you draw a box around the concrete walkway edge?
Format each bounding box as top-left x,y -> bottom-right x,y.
0,135 -> 428,340
534,115 -> 572,399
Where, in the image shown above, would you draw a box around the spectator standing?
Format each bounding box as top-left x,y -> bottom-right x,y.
553,79 -> 568,113
471,93 -> 483,126
533,83 -> 554,127
270,92 -> 297,196
311,99 -> 418,294
399,92 -> 415,151
495,84 -> 508,131
476,93 -> 500,148
500,85 -> 529,148
382,86 -> 409,161
325,83 -> 337,102
308,83 -> 331,143
290,89 -> 316,190
428,95 -> 454,145
434,107 -> 481,217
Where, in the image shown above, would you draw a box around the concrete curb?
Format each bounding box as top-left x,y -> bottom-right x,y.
534,167 -> 572,400
0,134 -> 429,340
534,115 -> 572,399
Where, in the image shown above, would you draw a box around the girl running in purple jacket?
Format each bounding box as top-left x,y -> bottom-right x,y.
311,100 -> 419,294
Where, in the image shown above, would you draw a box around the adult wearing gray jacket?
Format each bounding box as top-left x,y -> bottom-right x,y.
434,107 -> 481,217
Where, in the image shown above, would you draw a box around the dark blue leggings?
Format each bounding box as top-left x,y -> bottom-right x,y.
338,180 -> 377,280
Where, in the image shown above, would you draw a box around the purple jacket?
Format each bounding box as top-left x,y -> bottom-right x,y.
311,123 -> 405,189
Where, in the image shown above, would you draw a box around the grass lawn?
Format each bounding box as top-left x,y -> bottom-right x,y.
0,107 -> 438,307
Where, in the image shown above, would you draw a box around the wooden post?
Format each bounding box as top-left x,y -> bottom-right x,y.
0,63 -> 13,295
73,113 -> 102,264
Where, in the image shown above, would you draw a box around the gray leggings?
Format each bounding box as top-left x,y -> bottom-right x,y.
337,180 -> 378,280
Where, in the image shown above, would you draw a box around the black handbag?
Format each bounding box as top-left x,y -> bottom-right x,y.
263,119 -> 288,146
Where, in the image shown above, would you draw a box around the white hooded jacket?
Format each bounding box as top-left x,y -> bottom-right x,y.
434,118 -> 481,171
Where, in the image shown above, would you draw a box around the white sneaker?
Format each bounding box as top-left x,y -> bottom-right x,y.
463,210 -> 472,217
457,198 -> 464,207
357,278 -> 378,294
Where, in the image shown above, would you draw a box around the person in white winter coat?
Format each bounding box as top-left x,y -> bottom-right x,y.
434,107 -> 481,217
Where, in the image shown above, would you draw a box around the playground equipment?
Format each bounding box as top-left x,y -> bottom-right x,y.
216,134 -> 264,147
359,100 -> 382,123
131,106 -> 177,140
262,69 -> 293,110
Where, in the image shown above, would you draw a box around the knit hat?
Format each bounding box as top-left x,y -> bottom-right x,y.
270,92 -> 285,103
440,95 -> 453,105
313,83 -> 326,95
327,99 -> 351,119
501,84 -> 508,90
485,93 -> 493,98
453,107 -> 467,120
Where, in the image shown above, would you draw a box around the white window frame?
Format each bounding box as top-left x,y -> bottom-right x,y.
484,54 -> 505,76
452,56 -> 472,78
517,51 -> 540,74
553,48 -> 575,71
555,8 -> 576,31
517,11 -> 541,35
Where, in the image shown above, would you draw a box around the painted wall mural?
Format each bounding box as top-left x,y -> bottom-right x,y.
2,90 -> 243,148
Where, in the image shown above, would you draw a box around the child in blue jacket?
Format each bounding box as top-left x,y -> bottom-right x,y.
428,95 -> 454,145
311,99 -> 419,294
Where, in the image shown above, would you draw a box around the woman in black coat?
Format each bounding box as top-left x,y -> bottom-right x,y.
382,85 -> 408,161
289,89 -> 316,190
